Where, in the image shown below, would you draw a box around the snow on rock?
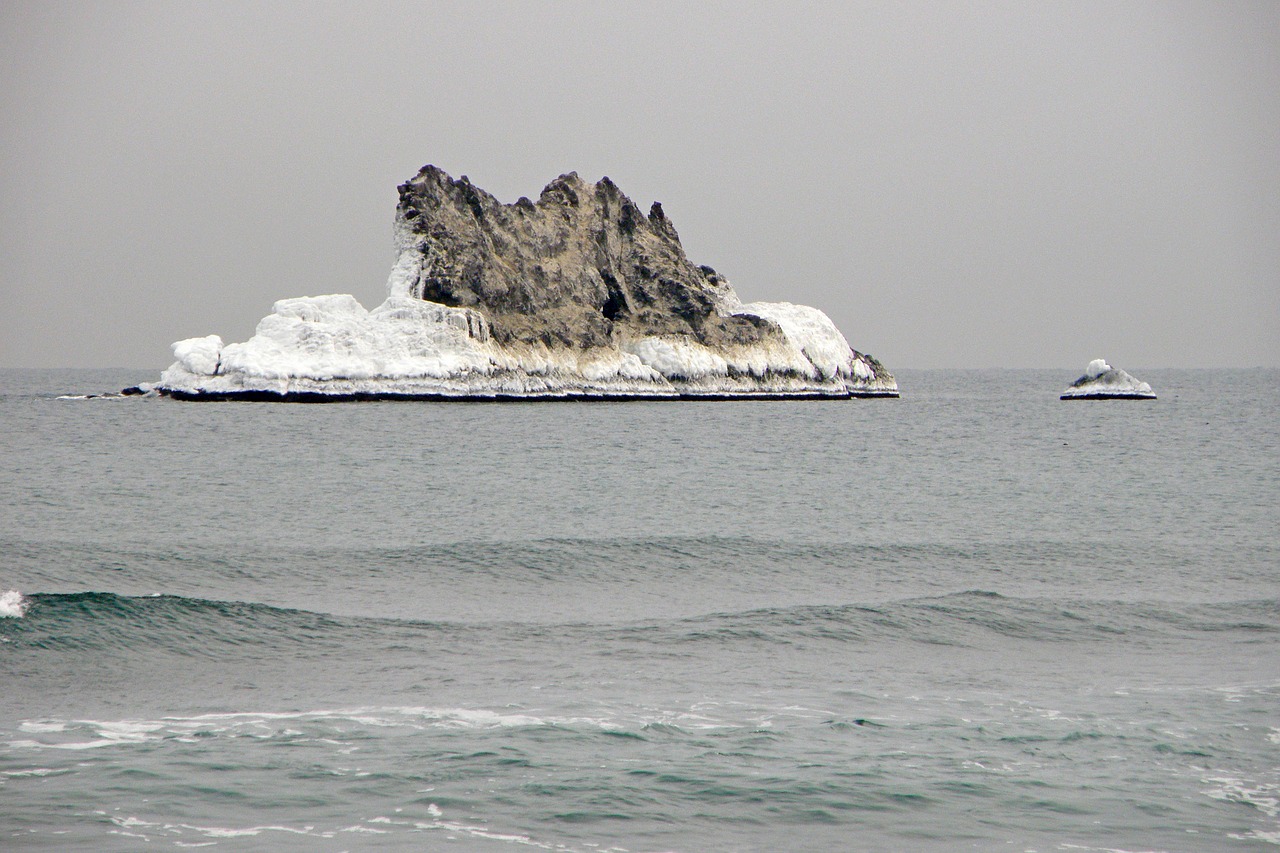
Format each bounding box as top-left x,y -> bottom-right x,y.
160,295 -> 499,391
172,335 -> 224,376
624,337 -> 729,380
154,167 -> 898,400
1061,359 -> 1155,399
1083,358 -> 1112,380
733,301 -> 875,380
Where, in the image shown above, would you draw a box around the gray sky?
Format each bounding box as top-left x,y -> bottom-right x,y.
2,0 -> 1277,369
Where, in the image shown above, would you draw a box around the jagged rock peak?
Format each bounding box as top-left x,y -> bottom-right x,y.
390,166 -> 746,350
400,165 -> 664,225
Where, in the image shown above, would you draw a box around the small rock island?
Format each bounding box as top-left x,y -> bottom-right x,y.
1060,359 -> 1155,400
154,166 -> 897,401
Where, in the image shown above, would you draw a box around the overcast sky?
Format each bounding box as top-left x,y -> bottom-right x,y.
2,1 -> 1277,369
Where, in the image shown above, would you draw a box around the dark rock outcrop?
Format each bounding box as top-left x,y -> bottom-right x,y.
393,166 -> 778,352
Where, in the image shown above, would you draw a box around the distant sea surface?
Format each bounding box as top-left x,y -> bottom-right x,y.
2,367 -> 1277,852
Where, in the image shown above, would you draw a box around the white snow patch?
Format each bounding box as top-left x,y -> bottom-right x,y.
172,335 -> 223,376
734,301 -> 856,380
385,216 -> 426,299
624,336 -> 728,380
159,295 -> 504,392
1084,358 -> 1111,379
218,295 -> 494,382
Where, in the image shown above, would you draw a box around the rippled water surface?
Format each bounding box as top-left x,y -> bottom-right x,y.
1,368 -> 1277,851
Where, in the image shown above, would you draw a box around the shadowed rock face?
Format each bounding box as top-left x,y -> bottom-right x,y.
394,165 -> 778,350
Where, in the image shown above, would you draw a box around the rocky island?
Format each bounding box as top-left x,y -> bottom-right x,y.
154,166 -> 898,401
1060,359 -> 1155,400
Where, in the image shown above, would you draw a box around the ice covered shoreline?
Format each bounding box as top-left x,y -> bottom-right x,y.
155,296 -> 898,401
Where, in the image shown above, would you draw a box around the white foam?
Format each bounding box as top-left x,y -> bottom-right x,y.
110,816 -> 156,829
1,589 -> 27,618
1059,840 -> 1177,845
338,825 -> 389,834
1229,829 -> 1280,845
7,707 -> 606,753
8,702 -> 851,760
104,814 -> 342,845
9,738 -> 117,751
187,824 -> 319,838
1203,774 -> 1280,818
11,718 -> 171,751
19,722 -> 67,733
317,812 -> 580,850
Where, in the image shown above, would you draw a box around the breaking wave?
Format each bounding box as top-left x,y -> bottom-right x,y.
3,589 -> 1275,658
0,589 -> 27,618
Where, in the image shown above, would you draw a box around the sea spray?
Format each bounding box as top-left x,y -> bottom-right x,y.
1,589 -> 28,618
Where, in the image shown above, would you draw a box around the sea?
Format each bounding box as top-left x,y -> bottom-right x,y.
1,367 -> 1277,852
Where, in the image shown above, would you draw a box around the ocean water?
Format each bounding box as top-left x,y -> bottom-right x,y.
1,367 -> 1277,852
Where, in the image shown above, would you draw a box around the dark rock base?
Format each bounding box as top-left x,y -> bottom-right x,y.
1059,393 -> 1157,400
159,389 -> 899,403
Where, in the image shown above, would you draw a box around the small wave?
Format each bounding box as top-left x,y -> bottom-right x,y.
602,591 -> 1280,651
6,589 -> 1276,663
0,589 -> 27,618
0,590 -> 452,656
334,535 -> 1012,588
